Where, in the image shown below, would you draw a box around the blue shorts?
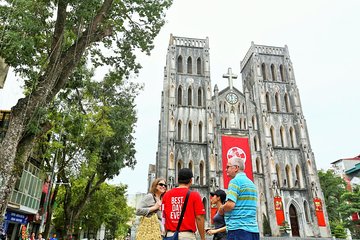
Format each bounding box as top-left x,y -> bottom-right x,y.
227,229 -> 259,240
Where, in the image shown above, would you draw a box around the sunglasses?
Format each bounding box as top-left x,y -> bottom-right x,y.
158,183 -> 167,188
226,165 -> 238,170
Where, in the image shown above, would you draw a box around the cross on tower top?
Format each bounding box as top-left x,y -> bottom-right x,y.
223,67 -> 238,90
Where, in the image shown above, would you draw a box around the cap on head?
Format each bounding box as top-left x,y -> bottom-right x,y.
178,168 -> 193,184
210,189 -> 226,203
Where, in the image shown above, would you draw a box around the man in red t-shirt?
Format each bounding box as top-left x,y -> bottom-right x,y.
162,168 -> 205,240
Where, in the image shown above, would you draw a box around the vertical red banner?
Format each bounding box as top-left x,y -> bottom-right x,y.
313,198 -> 326,226
352,213 -> 359,221
210,208 -> 217,224
221,135 -> 253,188
209,194 -> 217,224
274,196 -> 285,225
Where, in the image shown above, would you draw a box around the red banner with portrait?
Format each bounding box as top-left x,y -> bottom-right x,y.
313,198 -> 326,226
221,135 -> 253,188
274,196 -> 285,225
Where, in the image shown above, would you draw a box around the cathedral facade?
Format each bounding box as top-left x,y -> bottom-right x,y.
154,34 -> 331,237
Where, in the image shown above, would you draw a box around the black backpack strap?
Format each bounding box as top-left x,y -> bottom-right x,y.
175,190 -> 191,232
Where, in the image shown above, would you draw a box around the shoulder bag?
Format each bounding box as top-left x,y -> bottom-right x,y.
136,194 -> 162,240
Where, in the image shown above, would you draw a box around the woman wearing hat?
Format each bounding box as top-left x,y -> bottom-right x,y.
207,189 -> 227,240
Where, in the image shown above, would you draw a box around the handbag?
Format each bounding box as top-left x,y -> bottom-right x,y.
136,195 -> 162,240
162,190 -> 191,240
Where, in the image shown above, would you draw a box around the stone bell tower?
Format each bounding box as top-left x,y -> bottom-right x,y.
240,42 -> 331,237
155,34 -> 214,217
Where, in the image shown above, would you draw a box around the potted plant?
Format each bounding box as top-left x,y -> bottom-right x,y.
262,214 -> 272,237
279,221 -> 291,237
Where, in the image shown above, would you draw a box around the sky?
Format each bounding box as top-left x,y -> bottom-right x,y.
1,0 -> 360,195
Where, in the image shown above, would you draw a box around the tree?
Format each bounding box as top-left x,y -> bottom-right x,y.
0,0 -> 172,224
318,169 -> 346,223
53,183 -> 133,239
279,220 -> 291,236
332,222 -> 347,239
39,69 -> 140,238
337,187 -> 360,238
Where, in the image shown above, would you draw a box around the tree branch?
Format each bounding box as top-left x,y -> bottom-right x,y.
75,88 -> 87,115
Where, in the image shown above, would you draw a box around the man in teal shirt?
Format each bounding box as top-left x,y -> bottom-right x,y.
218,157 -> 259,240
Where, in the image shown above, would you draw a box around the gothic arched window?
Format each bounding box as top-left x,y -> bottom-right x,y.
177,55 -> 183,73
289,127 -> 296,147
270,126 -> 276,146
176,160 -> 183,183
256,157 -> 261,173
271,64 -> 276,81
198,87 -> 202,106
285,164 -> 292,188
188,121 -> 192,141
296,165 -> 302,188
284,93 -> 291,112
252,115 -> 257,130
261,63 -> 267,80
275,92 -> 281,112
177,120 -> 182,140
254,136 -> 260,151
280,126 -> 286,147
198,121 -> 203,142
187,56 -> 192,74
188,87 -> 192,106
276,164 -> 282,187
197,57 -> 202,75
200,161 -> 205,185
280,64 -> 285,82
177,86 -> 182,105
266,92 -> 271,112
189,161 -> 194,173
224,118 -> 228,128
304,201 -> 311,222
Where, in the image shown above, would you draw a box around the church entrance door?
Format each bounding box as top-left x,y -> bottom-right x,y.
289,204 -> 300,236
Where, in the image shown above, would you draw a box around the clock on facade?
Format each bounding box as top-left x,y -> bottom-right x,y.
226,92 -> 238,104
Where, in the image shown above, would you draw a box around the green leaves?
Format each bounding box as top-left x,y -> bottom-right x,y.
337,187 -> 360,238
319,170 -> 360,237
318,169 -> 346,222
0,0 -> 172,89
0,0 -> 172,229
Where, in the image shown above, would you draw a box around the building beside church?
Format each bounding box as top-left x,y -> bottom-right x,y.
154,34 -> 331,237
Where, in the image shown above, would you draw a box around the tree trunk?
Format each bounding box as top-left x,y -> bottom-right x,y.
0,99 -> 28,223
0,104 -> 51,223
